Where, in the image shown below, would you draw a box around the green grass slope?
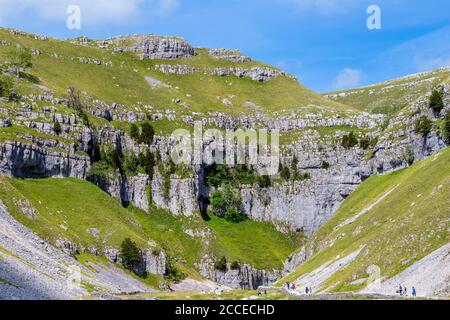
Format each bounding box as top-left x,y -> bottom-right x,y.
324,68 -> 449,114
279,147 -> 450,292
0,177 -> 301,274
0,28 -> 349,121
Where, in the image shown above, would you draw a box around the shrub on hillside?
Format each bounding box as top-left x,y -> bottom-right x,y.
279,164 -> 290,181
230,261 -> 240,270
129,123 -> 140,140
257,175 -> 271,188
214,256 -> 227,272
359,136 -> 371,150
119,238 -> 142,272
86,161 -> 115,185
414,116 -> 432,136
321,160 -> 330,170
341,132 -> 358,149
53,121 -> 62,135
444,111 -> 450,143
8,46 -> 32,78
429,89 -> 444,114
164,256 -> 186,283
139,122 -> 155,145
0,74 -> 13,97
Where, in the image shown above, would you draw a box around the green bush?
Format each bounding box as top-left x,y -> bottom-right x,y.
230,261 -> 240,270
0,74 -> 13,97
224,207 -> 246,223
165,256 -> 186,283
214,256 -> 227,271
321,161 -> 330,169
8,46 -> 32,78
123,151 -> 141,176
414,116 -> 432,136
279,164 -> 291,180
139,122 -> 155,145
359,136 -> 371,150
119,238 -> 142,272
342,132 -> 358,149
86,161 -> 114,185
210,185 -> 245,222
53,121 -> 62,135
257,175 -> 271,188
67,86 -> 90,127
205,164 -> 256,187
429,89 -> 444,114
129,123 -> 140,140
444,111 -> 450,143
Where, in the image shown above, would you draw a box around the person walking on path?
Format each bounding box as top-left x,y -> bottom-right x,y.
412,287 -> 417,298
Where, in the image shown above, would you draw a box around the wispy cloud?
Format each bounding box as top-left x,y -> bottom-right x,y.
332,68 -> 362,90
376,25 -> 450,73
0,0 -> 179,26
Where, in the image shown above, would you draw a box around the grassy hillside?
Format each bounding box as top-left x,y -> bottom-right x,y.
324,68 -> 449,114
0,177 -> 301,274
279,147 -> 449,292
0,28 -> 349,120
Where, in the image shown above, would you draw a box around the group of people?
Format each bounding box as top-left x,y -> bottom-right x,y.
397,284 -> 417,297
285,282 -> 313,295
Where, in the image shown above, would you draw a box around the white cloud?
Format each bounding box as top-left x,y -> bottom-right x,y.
0,0 -> 179,26
292,0 -> 357,15
158,0 -> 179,14
332,68 -> 362,90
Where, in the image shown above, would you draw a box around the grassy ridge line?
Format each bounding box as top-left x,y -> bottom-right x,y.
324,68 -> 450,114
279,147 -> 450,292
0,28 -> 350,117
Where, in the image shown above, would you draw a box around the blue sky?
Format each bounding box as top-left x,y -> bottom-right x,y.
0,0 -> 449,92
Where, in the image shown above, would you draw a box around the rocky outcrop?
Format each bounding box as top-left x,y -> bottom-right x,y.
198,259 -> 281,290
104,247 -> 167,276
0,141 -> 90,179
151,170 -> 198,217
115,36 -> 196,60
209,49 -> 251,63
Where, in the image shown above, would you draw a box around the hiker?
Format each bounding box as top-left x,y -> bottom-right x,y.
286,282 -> 290,290
309,287 -> 313,294
403,286 -> 407,296
264,289 -> 267,296
305,287 -> 309,294
398,284 -> 403,295
412,287 -> 416,298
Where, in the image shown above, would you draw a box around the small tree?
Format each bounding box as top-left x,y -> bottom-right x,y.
429,89 -> 444,114
53,121 -> 62,135
257,175 -> 271,188
119,238 -> 142,272
214,256 -> 227,272
279,164 -> 290,181
359,136 -> 371,150
230,261 -> 240,270
165,256 -> 186,283
139,122 -> 155,145
129,123 -> 140,141
342,132 -> 358,149
0,74 -> 13,97
321,160 -> 330,169
444,111 -> 450,143
414,116 -> 432,137
8,46 -> 32,78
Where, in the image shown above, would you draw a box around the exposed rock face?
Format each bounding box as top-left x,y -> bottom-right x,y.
115,36 -> 196,60
104,248 -> 167,276
151,170 -> 198,217
213,67 -> 285,82
0,142 -> 90,179
198,259 -> 281,289
144,251 -> 167,275
209,48 -> 252,63
90,173 -> 150,212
